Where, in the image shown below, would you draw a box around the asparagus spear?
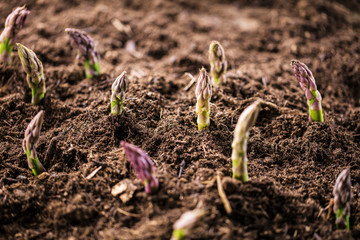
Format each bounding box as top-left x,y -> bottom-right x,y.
171,209 -> 206,240
17,43 -> 46,105
111,71 -> 128,115
65,28 -> 100,79
22,111 -> 46,176
208,40 -> 227,85
195,67 -> 212,130
290,59 -> 324,122
0,6 -> 29,64
333,168 -> 352,230
121,141 -> 159,194
231,100 -> 261,182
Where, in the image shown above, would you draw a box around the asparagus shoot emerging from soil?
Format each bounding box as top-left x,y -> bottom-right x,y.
65,28 -> 100,79
208,40 -> 227,85
333,168 -> 352,230
121,141 -> 159,194
195,67 -> 212,130
231,100 -> 261,182
0,6 -> 29,64
111,71 -> 128,115
22,111 -> 46,176
17,43 -> 46,105
290,59 -> 323,122
171,209 -> 206,240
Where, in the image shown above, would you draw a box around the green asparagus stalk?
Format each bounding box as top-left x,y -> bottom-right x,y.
195,67 -> 212,130
290,59 -> 323,122
171,209 -> 206,240
333,168 -> 352,230
208,40 -> 227,85
22,111 -> 46,176
17,43 -> 46,105
111,71 -> 128,115
231,100 -> 261,182
0,6 -> 29,64
65,28 -> 100,79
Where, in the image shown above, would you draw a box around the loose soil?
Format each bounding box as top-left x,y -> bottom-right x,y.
1,0 -> 360,239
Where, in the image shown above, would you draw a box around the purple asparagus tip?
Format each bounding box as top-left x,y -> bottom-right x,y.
0,6 -> 30,64
290,59 -> 324,122
121,141 -> 159,194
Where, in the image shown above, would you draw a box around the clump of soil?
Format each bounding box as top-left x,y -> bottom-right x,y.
0,0 -> 360,239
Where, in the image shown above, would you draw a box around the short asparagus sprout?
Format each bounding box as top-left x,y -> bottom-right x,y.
171,209 -> 206,240
195,67 -> 212,130
333,168 -> 352,230
17,43 -> 46,105
22,111 -> 46,176
231,100 -> 261,182
0,6 -> 29,64
111,71 -> 128,115
290,59 -> 324,122
121,141 -> 159,194
208,40 -> 227,85
65,28 -> 100,79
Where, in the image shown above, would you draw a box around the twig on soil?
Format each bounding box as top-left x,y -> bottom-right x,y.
261,100 -> 279,110
116,207 -> 141,218
201,143 -> 207,157
90,159 -> 120,174
326,198 -> 334,220
86,166 -> 102,179
3,163 -> 28,173
178,160 -> 186,177
313,233 -> 322,240
2,177 -> 19,183
200,176 -> 216,187
184,72 -> 196,91
216,172 -> 232,215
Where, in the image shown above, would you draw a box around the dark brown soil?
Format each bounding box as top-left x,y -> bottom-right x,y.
1,0 -> 360,239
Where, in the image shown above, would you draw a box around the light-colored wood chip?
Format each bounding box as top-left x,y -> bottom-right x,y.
116,208 -> 141,218
86,166 -> 102,179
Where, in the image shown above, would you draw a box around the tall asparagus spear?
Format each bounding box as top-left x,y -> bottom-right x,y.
65,28 -> 100,79
231,100 -> 261,182
23,111 -> 46,176
333,168 -> 352,230
0,6 -> 29,64
17,43 -> 46,105
111,71 -> 128,115
290,59 -> 323,122
195,67 -> 212,130
121,141 -> 159,194
208,40 -> 227,85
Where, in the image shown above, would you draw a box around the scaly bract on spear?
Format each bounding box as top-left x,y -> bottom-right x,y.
17,43 -> 46,105
0,6 -> 29,64
195,67 -> 212,130
111,71 -> 128,115
231,100 -> 261,182
290,59 -> 323,122
65,28 -> 100,79
23,111 -> 46,176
